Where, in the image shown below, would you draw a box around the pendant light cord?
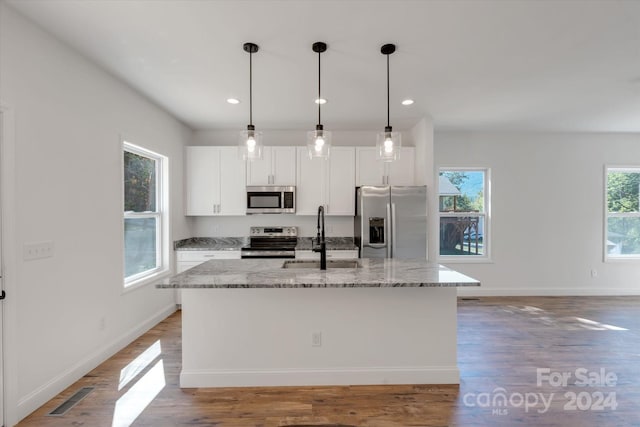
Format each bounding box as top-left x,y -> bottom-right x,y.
318,48 -> 321,126
386,53 -> 390,128
249,49 -> 253,127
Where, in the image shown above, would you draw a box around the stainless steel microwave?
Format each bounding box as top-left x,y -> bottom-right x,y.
246,186 -> 295,214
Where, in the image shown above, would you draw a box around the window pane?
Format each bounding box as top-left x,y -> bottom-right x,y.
607,216 -> 640,256
439,171 -> 484,212
439,215 -> 484,256
124,217 -> 158,278
124,151 -> 157,212
607,171 -> 640,213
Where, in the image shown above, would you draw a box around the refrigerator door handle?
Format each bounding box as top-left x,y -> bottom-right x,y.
386,203 -> 391,258
391,203 -> 397,258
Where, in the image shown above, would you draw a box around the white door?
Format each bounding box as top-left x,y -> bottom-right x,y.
295,147 -> 324,215
355,147 -> 385,186
271,147 -> 296,185
326,147 -> 355,215
185,147 -> 221,215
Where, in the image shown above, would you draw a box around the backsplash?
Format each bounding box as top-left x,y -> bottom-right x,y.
189,215 -> 354,237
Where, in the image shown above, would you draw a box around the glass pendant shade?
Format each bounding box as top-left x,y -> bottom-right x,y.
239,42 -> 263,161
308,42 -> 330,159
376,43 -> 400,162
238,125 -> 263,160
306,125 -> 331,159
376,127 -> 401,162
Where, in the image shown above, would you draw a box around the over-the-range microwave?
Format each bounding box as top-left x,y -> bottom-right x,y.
246,186 -> 295,214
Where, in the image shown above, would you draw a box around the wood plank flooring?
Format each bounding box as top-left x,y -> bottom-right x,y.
15,296 -> 640,426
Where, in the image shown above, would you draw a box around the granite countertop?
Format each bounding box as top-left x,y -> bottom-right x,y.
156,258 -> 480,289
174,237 -> 247,251
295,237 -> 357,251
174,237 -> 357,251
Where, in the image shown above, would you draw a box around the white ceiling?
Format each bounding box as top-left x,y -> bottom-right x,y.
7,0 -> 640,132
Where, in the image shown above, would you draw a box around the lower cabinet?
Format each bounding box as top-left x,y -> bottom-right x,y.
295,250 -> 359,260
175,250 -> 241,303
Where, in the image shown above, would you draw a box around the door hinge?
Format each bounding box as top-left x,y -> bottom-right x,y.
0,290 -> 5,300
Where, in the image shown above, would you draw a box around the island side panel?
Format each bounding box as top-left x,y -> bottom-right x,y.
180,287 -> 459,387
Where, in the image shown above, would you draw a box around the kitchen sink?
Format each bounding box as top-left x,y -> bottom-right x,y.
282,260 -> 360,269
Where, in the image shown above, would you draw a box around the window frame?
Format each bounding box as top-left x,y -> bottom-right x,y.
123,141 -> 170,288
604,165 -> 640,262
437,167 -> 491,263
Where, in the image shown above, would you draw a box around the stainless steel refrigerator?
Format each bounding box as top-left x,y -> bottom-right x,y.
354,186 -> 427,259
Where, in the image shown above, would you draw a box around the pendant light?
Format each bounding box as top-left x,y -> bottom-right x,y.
238,42 -> 263,161
307,42 -> 331,159
376,43 -> 401,162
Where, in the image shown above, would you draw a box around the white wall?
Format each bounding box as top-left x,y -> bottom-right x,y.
191,215 -> 354,238
411,117 -> 436,261
191,129 -> 413,147
0,4 -> 192,424
189,129 -> 415,237
436,131 -> 640,296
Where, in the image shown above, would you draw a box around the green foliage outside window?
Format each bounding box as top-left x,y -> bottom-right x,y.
440,171 -> 484,212
124,151 -> 156,212
607,170 -> 640,256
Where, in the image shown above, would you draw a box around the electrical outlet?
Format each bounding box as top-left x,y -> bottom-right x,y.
23,241 -> 54,261
99,316 -> 106,331
312,332 -> 322,347
591,269 -> 598,278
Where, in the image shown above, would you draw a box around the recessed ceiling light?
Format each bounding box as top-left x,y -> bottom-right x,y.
227,98 -> 240,104
315,98 -> 327,104
401,99 -> 414,106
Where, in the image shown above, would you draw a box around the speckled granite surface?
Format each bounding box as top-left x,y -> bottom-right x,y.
156,258 -> 480,288
295,237 -> 357,251
174,237 -> 247,251
174,236 -> 357,251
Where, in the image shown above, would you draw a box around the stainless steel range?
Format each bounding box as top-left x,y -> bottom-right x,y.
241,226 -> 297,259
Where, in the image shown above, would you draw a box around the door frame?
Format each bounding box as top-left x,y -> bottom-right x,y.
0,103 -> 18,427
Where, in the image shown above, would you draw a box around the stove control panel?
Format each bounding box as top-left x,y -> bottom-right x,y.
249,226 -> 297,237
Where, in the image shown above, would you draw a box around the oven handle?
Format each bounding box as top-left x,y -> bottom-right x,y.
241,250 -> 296,258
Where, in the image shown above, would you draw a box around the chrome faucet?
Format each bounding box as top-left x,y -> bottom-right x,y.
313,205 -> 327,270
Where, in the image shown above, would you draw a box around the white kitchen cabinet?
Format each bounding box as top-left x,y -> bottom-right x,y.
355,146 -> 415,186
185,146 -> 246,215
295,249 -> 359,260
296,146 -> 355,216
246,146 -> 296,185
176,250 -> 241,272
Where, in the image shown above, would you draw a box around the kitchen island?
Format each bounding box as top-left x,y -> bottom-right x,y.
156,258 -> 479,388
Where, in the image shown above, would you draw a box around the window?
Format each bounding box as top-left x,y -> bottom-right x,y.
438,169 -> 489,259
606,167 -> 640,260
123,142 -> 168,285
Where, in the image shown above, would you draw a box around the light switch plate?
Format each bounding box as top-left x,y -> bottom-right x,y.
23,241 -> 54,261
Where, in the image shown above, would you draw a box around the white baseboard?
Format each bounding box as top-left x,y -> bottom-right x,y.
457,287 -> 640,297
180,366 -> 460,388
15,303 -> 177,423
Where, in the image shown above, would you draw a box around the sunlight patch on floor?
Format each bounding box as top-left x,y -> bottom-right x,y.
112,359 -> 166,427
502,306 -> 629,331
118,340 -> 162,391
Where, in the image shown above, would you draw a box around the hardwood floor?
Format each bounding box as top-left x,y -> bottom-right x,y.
16,296 -> 640,426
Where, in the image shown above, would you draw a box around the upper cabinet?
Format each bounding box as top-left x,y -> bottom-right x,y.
185,146 -> 246,215
246,146 -> 297,186
355,147 -> 415,186
296,147 -> 356,216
